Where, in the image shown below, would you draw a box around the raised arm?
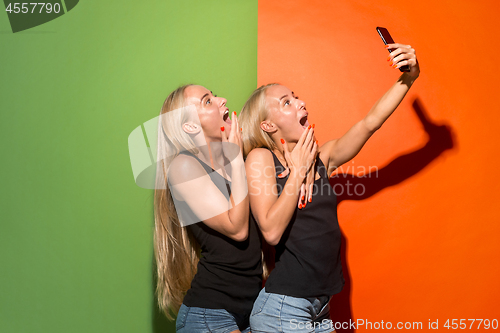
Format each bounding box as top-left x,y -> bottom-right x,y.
322,43 -> 420,175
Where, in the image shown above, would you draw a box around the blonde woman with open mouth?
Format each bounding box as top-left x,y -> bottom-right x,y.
154,85 -> 263,333
240,42 -> 419,332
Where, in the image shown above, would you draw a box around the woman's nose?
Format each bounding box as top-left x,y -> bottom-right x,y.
218,97 -> 227,107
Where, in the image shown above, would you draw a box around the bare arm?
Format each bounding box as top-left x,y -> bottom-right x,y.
246,149 -> 303,245
323,43 -> 420,174
169,154 -> 249,242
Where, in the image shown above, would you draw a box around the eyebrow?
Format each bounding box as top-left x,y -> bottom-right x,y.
200,93 -> 209,102
279,94 -> 288,101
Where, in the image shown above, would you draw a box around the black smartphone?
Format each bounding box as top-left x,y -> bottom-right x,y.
376,27 -> 410,72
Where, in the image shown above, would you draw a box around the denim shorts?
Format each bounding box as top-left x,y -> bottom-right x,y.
176,303 -> 251,333
250,288 -> 334,333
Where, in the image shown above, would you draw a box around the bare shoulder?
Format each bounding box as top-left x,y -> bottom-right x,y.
245,148 -> 274,165
245,148 -> 276,179
167,153 -> 207,184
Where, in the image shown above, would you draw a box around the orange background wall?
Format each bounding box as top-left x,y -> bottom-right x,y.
258,0 -> 500,331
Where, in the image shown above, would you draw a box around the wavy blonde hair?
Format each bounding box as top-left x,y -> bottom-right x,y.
155,84 -> 277,319
239,83 -> 279,158
153,84 -> 201,320
239,83 -> 281,276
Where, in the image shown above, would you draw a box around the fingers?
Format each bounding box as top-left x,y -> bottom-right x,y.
298,183 -> 305,209
308,181 -> 313,203
232,111 -> 243,148
229,111 -> 237,141
306,167 -> 314,205
386,44 -> 417,68
390,53 -> 417,69
305,136 -> 318,162
296,125 -> 311,147
309,140 -> 318,166
296,126 -> 315,160
314,139 -> 320,158
277,166 -> 290,178
221,125 -> 228,142
299,166 -> 316,209
304,126 -> 315,147
233,111 -> 239,134
392,58 -> 418,70
386,44 -> 413,58
291,124 -> 317,151
305,128 -> 315,152
386,43 -> 412,54
225,111 -> 244,154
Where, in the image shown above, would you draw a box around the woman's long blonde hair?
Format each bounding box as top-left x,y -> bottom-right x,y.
153,84 -> 201,320
239,83 -> 279,158
155,84 -> 278,319
239,83 -> 280,276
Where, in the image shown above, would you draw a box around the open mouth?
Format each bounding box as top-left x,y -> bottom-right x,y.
299,113 -> 309,128
222,109 -> 231,124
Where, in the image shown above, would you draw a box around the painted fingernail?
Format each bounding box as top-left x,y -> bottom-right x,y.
298,204 -> 302,209
278,173 -> 283,177
221,126 -> 225,131
281,138 -> 285,144
312,124 -> 315,128
240,127 -> 243,132
308,125 -> 311,129
385,45 -> 389,48
387,56 -> 391,61
301,196 -> 305,201
309,197 -> 312,203
392,64 -> 398,68
233,111 -> 236,116
316,140 -> 319,145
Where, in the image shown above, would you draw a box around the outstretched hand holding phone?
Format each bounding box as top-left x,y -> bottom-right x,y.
318,28 -> 420,173
377,27 -> 419,78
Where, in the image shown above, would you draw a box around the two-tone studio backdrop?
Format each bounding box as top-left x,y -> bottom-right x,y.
1,1 -> 498,332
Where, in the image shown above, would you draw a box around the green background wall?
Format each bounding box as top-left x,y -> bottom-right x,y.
0,1 -> 257,332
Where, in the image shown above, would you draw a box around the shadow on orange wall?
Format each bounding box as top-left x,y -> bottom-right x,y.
330,99 -> 455,332
333,99 -> 455,203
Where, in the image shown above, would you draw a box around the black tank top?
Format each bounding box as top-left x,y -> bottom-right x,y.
262,149 -> 344,297
178,152 -> 263,317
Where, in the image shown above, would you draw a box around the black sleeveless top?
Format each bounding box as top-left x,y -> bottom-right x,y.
262,149 -> 344,298
178,152 -> 263,317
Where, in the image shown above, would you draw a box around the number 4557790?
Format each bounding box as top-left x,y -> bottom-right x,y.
5,3 -> 61,14
444,319 -> 498,329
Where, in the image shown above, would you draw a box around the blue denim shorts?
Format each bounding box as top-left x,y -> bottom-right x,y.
250,288 -> 334,333
176,303 -> 251,333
